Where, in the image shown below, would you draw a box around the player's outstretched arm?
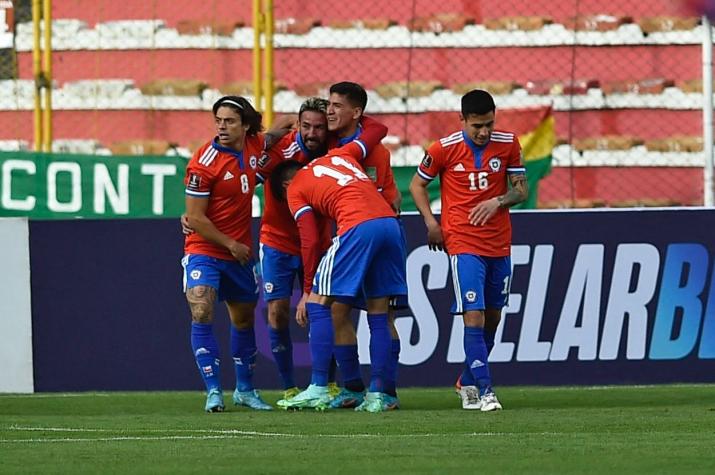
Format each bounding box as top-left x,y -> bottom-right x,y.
264,114 -> 298,150
409,173 -> 445,252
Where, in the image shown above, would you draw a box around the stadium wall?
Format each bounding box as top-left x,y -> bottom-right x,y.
16,210 -> 715,392
0,218 -> 33,393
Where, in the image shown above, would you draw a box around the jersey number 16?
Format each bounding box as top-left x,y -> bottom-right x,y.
468,171 -> 488,190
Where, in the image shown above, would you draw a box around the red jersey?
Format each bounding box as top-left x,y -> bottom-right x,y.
287,151 -> 395,236
362,144 -> 399,211
257,130 -> 316,256
418,130 -> 524,257
184,135 -> 264,260
332,118 -> 399,213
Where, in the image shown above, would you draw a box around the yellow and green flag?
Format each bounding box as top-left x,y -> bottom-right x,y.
501,105 -> 556,209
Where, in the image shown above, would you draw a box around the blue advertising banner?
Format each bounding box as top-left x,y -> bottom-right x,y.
30,209 -> 715,391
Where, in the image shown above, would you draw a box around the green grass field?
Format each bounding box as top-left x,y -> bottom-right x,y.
2,385 -> 714,474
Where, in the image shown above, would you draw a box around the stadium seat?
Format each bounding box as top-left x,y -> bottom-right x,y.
572,136 -> 644,152
140,79 -> 209,96
407,13 -> 475,33
563,14 -> 633,31
109,139 -> 172,156
452,81 -> 521,96
676,78 -> 712,93
175,20 -> 243,36
374,81 -> 443,98
274,18 -> 320,35
219,80 -> 288,96
637,16 -> 700,34
293,82 -> 331,98
525,79 -> 598,96
483,16 -> 553,31
326,18 -> 396,30
645,136 -> 703,153
602,78 -> 674,95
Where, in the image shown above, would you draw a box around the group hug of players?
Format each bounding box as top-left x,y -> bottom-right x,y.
182,82 -> 528,414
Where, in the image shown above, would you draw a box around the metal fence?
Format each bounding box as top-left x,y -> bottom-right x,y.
0,0 -> 711,209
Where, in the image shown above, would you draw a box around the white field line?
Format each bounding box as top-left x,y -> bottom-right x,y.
1,383 -> 711,399
1,426 -> 560,443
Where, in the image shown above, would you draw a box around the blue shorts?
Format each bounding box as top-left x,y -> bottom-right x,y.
336,218 -> 409,310
182,254 -> 259,303
449,254 -> 511,314
313,217 -> 407,300
259,243 -> 302,301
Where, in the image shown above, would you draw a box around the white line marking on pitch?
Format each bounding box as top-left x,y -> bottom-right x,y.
1,426 -> 560,443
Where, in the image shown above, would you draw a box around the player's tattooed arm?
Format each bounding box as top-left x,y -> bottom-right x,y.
468,173 -> 529,226
264,114 -> 298,150
497,173 -> 529,208
187,285 -> 217,324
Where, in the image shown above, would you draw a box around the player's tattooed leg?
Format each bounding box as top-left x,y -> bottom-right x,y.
187,285 -> 216,323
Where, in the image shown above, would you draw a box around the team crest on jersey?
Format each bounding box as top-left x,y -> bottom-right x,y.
258,153 -> 270,168
264,282 -> 274,293
465,290 -> 477,302
249,155 -> 258,169
421,153 -> 433,168
190,270 -> 201,280
488,157 -> 501,172
187,173 -> 202,190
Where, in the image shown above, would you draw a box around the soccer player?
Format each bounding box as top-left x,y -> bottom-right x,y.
255,97 -> 332,401
323,82 -> 404,410
272,137 -> 407,413
182,95 -> 274,413
409,89 -> 528,411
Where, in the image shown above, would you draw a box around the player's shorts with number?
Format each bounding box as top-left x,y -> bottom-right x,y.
182,254 -> 259,303
449,254 -> 511,313
259,243 -> 303,302
313,217 -> 407,300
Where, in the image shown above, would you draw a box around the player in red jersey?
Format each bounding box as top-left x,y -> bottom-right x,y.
409,89 -> 528,411
182,95 -> 275,413
182,97 -> 391,401
322,82 -> 404,410
254,98 -> 333,400
270,143 -> 407,413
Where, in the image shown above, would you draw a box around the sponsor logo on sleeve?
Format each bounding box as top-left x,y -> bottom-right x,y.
258,153 -> 270,168
421,153 -> 433,168
188,173 -> 202,190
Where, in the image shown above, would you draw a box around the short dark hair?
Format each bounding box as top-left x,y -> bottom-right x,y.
329,81 -> 368,111
461,89 -> 496,117
212,95 -> 263,136
269,160 -> 303,202
299,97 -> 328,119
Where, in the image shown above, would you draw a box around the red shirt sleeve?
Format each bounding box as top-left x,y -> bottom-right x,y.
295,210 -> 322,294
185,144 -> 216,197
331,115 -> 388,162
417,141 -> 445,181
